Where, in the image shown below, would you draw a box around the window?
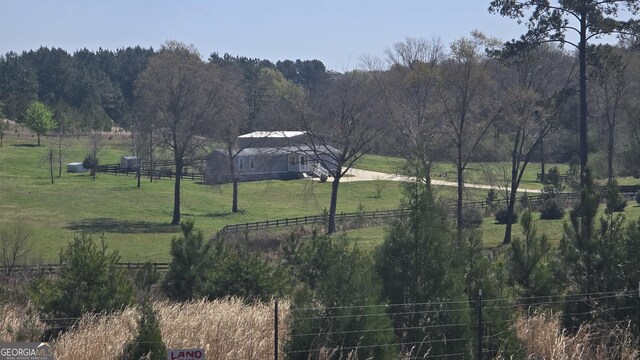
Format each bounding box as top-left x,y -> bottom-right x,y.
250,157 -> 255,170
238,158 -> 244,171
290,155 -> 296,166
300,156 -> 306,166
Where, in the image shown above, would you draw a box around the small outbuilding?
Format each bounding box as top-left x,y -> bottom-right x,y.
120,156 -> 139,170
67,162 -> 87,173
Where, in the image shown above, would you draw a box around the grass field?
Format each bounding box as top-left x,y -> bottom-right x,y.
0,134 -> 409,262
3,132 -> 639,263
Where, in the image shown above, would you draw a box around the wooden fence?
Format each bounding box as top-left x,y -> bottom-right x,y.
97,164 -> 207,182
1,262 -> 170,276
216,208 -> 410,236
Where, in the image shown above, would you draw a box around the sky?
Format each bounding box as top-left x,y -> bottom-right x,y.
0,1 -> 590,71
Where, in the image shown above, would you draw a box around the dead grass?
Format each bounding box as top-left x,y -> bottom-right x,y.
508,311 -> 639,360
54,308 -> 139,360
0,302 -> 45,342
156,298 -> 289,360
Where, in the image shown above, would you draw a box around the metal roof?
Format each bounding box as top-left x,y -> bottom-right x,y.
238,131 -> 306,138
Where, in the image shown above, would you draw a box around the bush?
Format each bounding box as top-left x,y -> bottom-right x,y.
31,232 -> 135,338
122,299 -> 166,360
486,188 -> 498,211
461,207 -> 483,228
605,179 -> 627,214
495,207 -> 518,225
519,191 -> 531,209
540,199 -> 565,220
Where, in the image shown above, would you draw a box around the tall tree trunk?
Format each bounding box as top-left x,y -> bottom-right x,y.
49,149 -> 54,184
456,148 -> 463,241
37,134 -> 41,146
232,179 -> 239,213
607,116 -> 614,181
579,14 -> 588,188
327,172 -> 342,235
172,157 -> 182,225
540,137 -> 545,183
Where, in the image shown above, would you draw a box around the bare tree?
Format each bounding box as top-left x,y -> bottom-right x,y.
369,37 -> 446,190
590,45 -> 629,181
494,44 -> 574,244
0,223 -> 33,276
83,130 -> 103,180
438,32 -> 502,239
135,41 -> 227,225
298,71 -> 384,234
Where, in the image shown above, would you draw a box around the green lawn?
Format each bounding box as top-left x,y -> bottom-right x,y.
4,133 -> 639,263
0,134 -> 407,262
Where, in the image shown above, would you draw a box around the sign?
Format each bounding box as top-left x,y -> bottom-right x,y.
0,343 -> 54,360
167,348 -> 205,360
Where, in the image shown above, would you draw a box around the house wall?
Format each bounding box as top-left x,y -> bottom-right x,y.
206,151 -> 300,183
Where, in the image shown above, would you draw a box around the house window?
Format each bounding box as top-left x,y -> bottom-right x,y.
239,158 -> 244,171
300,156 -> 307,166
290,155 -> 296,166
250,157 -> 255,170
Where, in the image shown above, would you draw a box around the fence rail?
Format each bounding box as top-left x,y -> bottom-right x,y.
217,208 -> 410,236
96,164 -> 207,182
1,262 -> 170,275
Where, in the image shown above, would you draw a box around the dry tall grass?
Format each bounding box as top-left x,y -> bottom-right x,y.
512,312 -> 639,360
0,302 -> 45,342
157,298 -> 289,360
54,307 -> 139,359
0,298 -> 288,360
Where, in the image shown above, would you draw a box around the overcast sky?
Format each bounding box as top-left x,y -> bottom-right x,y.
0,0 -> 617,71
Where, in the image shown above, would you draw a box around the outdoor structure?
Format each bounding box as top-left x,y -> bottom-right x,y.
206,131 -> 338,183
120,156 -> 138,170
66,162 -> 87,173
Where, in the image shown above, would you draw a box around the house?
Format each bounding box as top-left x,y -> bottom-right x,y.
205,131 -> 338,183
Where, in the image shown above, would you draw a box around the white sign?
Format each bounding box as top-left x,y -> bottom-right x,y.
167,348 -> 205,360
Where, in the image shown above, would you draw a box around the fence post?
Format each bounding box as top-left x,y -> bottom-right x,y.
274,298 -> 279,360
637,281 -> 640,336
477,289 -> 483,360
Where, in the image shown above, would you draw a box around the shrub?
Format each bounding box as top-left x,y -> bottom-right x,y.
486,188 -> 498,211
31,232 -> 135,338
519,191 -> 531,209
605,179 -> 627,214
122,298 -> 165,360
540,199 -> 565,220
495,207 -> 518,224
461,207 -> 483,228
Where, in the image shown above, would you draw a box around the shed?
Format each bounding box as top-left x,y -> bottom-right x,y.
120,156 -> 138,170
67,162 -> 87,173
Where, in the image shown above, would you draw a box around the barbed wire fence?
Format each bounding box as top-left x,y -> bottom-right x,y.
8,288 -> 640,359
282,288 -> 640,360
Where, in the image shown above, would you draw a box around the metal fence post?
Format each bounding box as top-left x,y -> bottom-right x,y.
477,289 -> 483,360
274,299 -> 279,360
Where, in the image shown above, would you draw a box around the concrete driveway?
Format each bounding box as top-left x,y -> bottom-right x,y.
326,168 -> 541,193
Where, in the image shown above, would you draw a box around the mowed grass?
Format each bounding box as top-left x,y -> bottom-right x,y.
5,132 -> 638,262
0,134 -> 406,263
